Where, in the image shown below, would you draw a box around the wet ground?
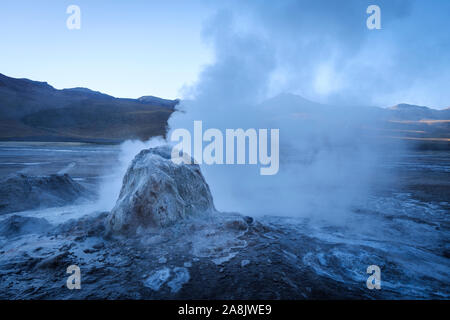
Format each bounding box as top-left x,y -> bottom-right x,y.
0,142 -> 448,299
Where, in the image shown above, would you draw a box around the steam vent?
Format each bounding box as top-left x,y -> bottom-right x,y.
106,146 -> 215,234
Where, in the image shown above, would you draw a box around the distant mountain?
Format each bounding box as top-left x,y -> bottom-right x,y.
387,103 -> 450,120
138,95 -> 179,109
258,93 -> 449,150
0,73 -> 178,143
261,93 -> 449,119
382,103 -> 450,149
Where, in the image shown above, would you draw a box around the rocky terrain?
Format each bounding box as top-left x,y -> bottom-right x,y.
0,145 -> 448,299
0,210 -> 382,299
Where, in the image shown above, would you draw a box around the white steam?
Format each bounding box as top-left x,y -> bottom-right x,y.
167,8 -> 404,218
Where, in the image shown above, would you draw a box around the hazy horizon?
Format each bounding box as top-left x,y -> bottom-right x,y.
2,71 -> 449,111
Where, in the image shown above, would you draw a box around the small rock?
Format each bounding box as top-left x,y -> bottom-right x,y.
167,267 -> 190,293
158,257 -> 167,264
35,252 -> 70,269
144,268 -> 171,291
0,173 -> 90,215
244,216 -> 254,225
93,243 -> 105,250
0,215 -> 52,237
116,260 -> 132,268
241,259 -> 250,267
225,219 -> 248,231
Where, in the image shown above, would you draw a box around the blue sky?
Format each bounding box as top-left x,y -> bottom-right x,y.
0,0 -> 449,108
0,0 -> 214,99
